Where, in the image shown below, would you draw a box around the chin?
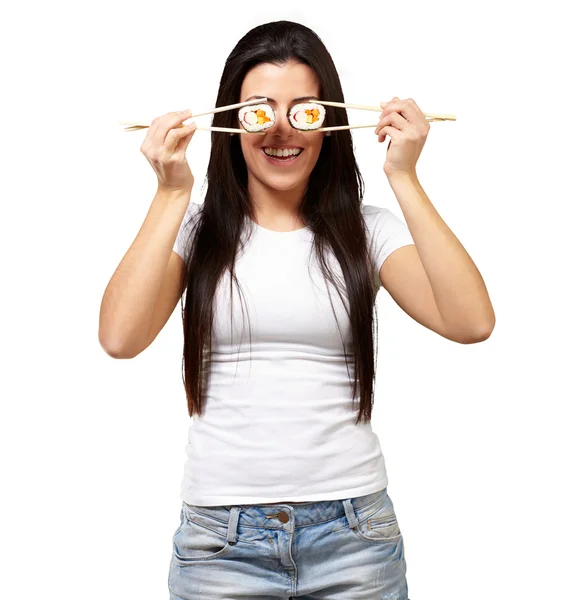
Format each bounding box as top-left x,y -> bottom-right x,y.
254,163 -> 314,190
260,174 -> 309,192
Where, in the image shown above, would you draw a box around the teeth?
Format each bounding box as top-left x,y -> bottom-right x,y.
263,147 -> 302,157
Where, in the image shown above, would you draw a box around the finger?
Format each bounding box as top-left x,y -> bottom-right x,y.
175,123 -> 197,154
376,125 -> 401,143
158,111 -> 194,148
384,98 -> 427,126
163,120 -> 197,154
146,109 -> 192,149
403,97 -> 426,120
380,99 -> 418,124
375,112 -> 408,136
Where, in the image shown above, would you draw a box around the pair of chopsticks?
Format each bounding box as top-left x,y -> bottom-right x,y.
120,98 -> 267,134
119,97 -> 456,134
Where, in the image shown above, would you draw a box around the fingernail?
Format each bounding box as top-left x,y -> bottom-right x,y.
380,101 -> 388,107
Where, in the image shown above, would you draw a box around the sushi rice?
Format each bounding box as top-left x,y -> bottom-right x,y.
288,102 -> 326,130
238,103 -> 276,133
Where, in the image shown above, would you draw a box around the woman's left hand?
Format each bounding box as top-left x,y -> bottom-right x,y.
375,96 -> 430,178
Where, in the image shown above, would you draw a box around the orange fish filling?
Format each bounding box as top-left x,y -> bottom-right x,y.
305,108 -> 321,124
254,108 -> 271,125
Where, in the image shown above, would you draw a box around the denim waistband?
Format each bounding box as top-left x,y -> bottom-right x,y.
181,487 -> 389,539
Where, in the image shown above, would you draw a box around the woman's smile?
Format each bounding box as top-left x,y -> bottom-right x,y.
261,146 -> 305,167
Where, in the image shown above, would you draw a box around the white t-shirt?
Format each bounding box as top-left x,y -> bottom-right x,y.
172,200 -> 415,506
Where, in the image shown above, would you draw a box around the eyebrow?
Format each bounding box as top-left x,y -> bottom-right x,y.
244,95 -> 320,103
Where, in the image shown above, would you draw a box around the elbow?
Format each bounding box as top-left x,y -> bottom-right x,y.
475,313 -> 496,343
99,338 -> 125,359
460,321 -> 496,344
450,305 -> 496,344
99,334 -> 138,359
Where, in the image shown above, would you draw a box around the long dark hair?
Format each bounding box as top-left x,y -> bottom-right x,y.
178,20 -> 380,425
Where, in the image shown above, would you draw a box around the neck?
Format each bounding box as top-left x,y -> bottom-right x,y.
247,176 -> 307,226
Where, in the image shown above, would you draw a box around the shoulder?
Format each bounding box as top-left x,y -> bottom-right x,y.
186,199 -> 203,218
173,201 -> 204,260
360,203 -> 411,243
360,202 -> 415,288
360,203 -> 387,219
360,202 -> 400,229
179,200 -> 203,230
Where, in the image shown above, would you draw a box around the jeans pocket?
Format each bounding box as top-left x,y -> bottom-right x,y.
172,503 -> 233,563
349,490 -> 403,545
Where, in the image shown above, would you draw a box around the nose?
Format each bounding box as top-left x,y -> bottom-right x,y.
269,106 -> 295,137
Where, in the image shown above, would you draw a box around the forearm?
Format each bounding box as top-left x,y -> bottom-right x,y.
387,171 -> 495,339
98,187 -> 191,356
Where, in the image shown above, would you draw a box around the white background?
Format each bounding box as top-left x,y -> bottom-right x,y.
1,1 -> 560,599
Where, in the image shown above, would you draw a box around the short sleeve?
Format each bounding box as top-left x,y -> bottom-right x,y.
172,201 -> 203,263
361,204 -> 415,289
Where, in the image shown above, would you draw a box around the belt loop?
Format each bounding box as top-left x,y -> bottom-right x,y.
226,507 -> 241,544
342,498 -> 359,529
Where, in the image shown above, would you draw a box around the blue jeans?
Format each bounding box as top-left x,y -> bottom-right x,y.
168,486 -> 409,599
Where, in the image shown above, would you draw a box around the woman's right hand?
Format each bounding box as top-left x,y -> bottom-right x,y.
140,109 -> 197,194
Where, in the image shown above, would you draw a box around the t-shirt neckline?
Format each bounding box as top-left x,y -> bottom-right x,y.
247,216 -> 311,238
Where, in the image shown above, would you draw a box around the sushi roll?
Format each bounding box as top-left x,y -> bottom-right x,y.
288,102 -> 326,131
238,103 -> 276,133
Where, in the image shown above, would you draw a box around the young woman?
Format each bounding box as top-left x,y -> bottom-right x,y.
100,19 -> 494,600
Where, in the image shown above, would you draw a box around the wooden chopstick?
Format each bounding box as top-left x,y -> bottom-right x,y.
313,115 -> 445,133
123,117 -> 445,134
120,97 -> 454,133
313,99 -> 456,122
184,117 -> 445,134
189,97 -> 268,119
194,126 -> 265,134
123,118 -> 446,134
122,124 -> 261,134
314,123 -> 381,132
119,97 -> 269,131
